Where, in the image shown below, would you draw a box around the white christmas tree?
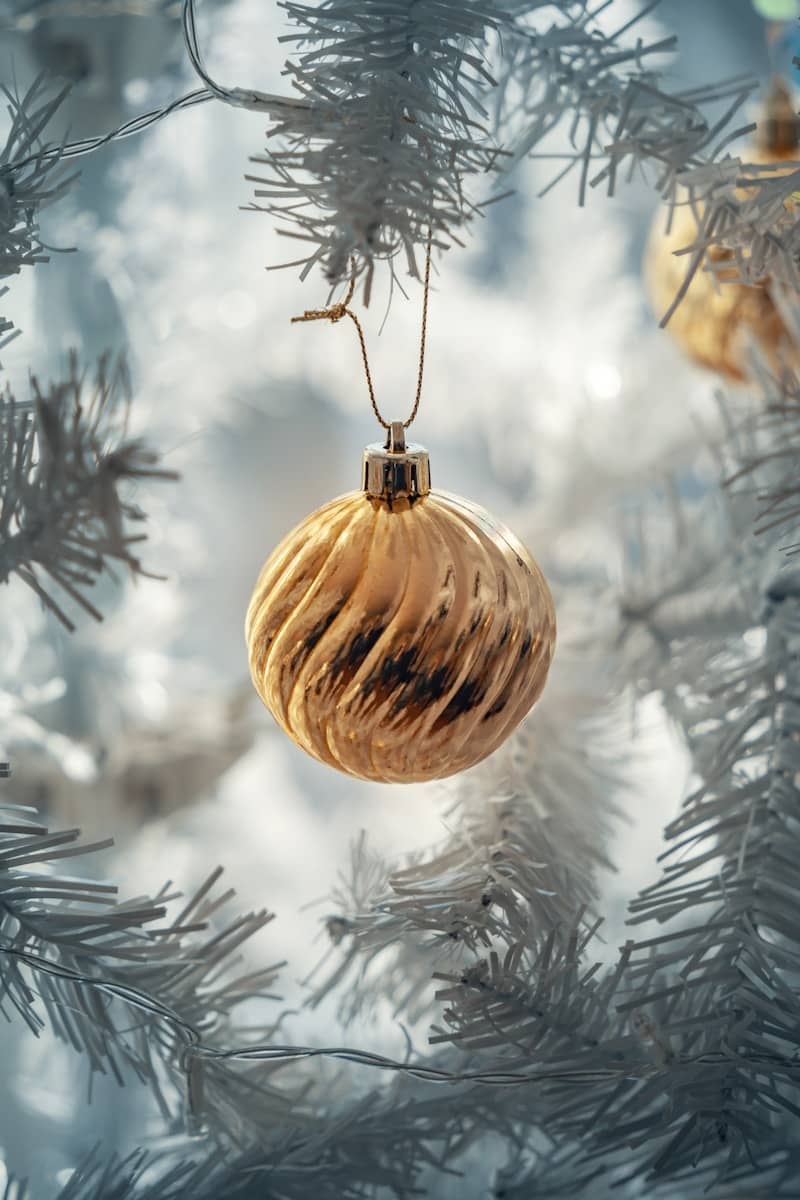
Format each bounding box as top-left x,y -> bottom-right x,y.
1,1 -> 800,1197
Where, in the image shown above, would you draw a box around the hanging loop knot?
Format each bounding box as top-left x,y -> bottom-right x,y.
290,233 -> 432,433
291,273 -> 356,327
291,302 -> 348,324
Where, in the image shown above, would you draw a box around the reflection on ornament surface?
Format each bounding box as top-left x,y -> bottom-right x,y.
645,78 -> 800,381
246,441 -> 555,783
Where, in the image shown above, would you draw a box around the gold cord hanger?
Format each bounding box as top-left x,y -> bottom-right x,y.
291,232 -> 433,433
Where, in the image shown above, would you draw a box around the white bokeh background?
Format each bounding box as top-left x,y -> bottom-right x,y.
0,0 -> 781,1191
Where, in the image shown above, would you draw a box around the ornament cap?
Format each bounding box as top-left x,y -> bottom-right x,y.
362,426 -> 431,502
759,75 -> 800,156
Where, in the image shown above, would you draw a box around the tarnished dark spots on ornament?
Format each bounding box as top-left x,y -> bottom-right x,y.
394,663 -> 455,716
327,624 -> 387,685
291,604 -> 344,672
379,646 -> 417,690
499,571 -> 509,605
454,607 -> 486,652
433,675 -> 489,729
483,696 -> 507,721
356,640 -> 456,718
480,630 -> 538,722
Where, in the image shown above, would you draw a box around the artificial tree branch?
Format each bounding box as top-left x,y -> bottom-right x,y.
0,354 -> 177,630
307,651 -> 625,1024
0,78 -> 77,341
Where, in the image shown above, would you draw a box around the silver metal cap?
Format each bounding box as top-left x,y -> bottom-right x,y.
362,420 -> 431,503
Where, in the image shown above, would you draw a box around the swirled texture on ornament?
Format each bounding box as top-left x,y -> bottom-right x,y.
246,490 -> 556,783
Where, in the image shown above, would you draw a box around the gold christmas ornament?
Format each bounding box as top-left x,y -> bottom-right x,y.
246,424 -> 556,783
645,77 -> 800,381
247,235 -> 555,781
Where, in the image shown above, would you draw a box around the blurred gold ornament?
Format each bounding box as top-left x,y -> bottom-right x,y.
246,425 -> 556,783
645,77 -> 800,381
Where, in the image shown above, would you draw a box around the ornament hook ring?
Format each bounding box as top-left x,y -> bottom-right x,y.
387,421 -> 406,454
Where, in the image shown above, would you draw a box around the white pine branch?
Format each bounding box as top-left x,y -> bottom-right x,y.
0,354 -> 178,630
501,7 -> 755,206
656,159 -> 800,326
0,797 -> 300,1143
235,0 -> 756,286
306,649 -> 626,1023
0,77 -> 77,341
241,0 -> 513,290
725,362 -> 800,551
